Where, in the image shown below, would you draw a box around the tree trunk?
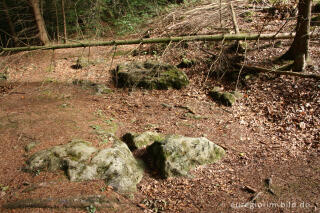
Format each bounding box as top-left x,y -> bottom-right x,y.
29,0 -> 49,45
54,0 -> 60,41
280,0 -> 312,72
61,0 -> 67,43
2,0 -> 18,45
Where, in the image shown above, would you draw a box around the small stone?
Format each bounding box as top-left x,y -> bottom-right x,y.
209,88 -> 242,107
299,122 -> 306,129
25,142 -> 39,152
177,58 -> 195,68
95,84 -> 112,94
0,191 -> 6,198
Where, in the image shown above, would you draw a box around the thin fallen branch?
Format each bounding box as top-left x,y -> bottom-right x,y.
242,185 -> 257,194
2,32 -> 319,52
236,63 -> 320,80
250,191 -> 263,203
3,195 -> 115,209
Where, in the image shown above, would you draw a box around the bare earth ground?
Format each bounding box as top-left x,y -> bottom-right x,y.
0,1 -> 320,212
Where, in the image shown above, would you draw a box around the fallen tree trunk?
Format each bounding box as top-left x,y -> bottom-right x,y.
237,63 -> 320,80
2,32 -> 318,52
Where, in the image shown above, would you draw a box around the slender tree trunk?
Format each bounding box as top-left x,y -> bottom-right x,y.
54,0 -> 60,41
29,0 -> 49,45
61,0 -> 67,43
2,0 -> 18,45
280,0 -> 312,72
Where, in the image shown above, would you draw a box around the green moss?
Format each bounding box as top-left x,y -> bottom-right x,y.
162,67 -> 189,89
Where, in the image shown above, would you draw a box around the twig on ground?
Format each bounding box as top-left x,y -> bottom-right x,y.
250,191 -> 263,203
242,185 -> 257,194
236,63 -> 320,80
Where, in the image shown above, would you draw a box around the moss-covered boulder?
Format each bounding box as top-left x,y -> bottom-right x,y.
67,140 -> 143,193
209,87 -> 242,106
25,140 -> 97,172
122,131 -> 165,150
25,139 -> 143,193
113,61 -> 189,90
147,135 -> 225,178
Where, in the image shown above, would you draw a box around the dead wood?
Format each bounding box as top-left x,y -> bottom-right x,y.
3,32 -> 319,52
236,63 -> 320,80
3,195 -> 117,210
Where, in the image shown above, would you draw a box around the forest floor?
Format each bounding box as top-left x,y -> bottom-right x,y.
0,0 -> 320,212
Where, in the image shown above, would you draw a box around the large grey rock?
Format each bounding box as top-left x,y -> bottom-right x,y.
147,135 -> 225,178
122,131 -> 165,150
113,61 -> 189,90
25,139 -> 143,193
